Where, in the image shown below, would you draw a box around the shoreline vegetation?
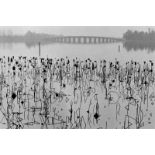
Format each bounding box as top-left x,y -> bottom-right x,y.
123,29 -> 155,52
123,29 -> 155,42
0,29 -> 155,51
0,29 -> 155,42
0,31 -> 64,47
123,40 -> 155,52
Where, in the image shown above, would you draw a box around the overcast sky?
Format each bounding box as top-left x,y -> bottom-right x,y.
0,26 -> 154,37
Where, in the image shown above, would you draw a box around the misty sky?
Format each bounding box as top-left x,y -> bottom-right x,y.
0,26 -> 154,37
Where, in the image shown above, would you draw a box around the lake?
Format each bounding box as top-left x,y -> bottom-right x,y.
0,42 -> 155,129
0,42 -> 155,63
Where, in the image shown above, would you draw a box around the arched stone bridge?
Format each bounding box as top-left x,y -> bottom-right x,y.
48,36 -> 123,44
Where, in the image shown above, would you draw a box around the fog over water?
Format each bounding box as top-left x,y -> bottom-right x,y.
1,26 -> 155,62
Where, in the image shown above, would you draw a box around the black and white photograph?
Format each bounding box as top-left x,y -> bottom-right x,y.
0,26 -> 154,129
0,1 -> 155,155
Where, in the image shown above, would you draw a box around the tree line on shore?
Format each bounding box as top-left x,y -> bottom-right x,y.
0,31 -> 62,43
123,29 -> 155,42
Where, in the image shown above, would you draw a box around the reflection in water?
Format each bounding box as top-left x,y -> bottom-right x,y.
0,42 -> 63,49
1,41 -> 155,54
123,41 -> 155,53
0,42 -> 38,49
0,43 -> 13,50
0,42 -> 155,64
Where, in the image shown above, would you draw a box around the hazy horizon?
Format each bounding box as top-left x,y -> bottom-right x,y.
0,26 -> 154,37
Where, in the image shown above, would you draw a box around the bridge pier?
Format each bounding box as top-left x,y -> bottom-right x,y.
63,37 -> 67,43
98,37 -> 102,43
91,37 -> 94,44
94,37 -> 97,44
88,37 -> 91,44
85,37 -> 88,44
62,37 -> 65,43
80,37 -> 84,44
69,37 -> 73,43
83,37 -> 87,44
71,37 -> 75,44
69,37 -> 72,43
77,37 -> 80,43
101,38 -> 105,43
97,37 -> 100,43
